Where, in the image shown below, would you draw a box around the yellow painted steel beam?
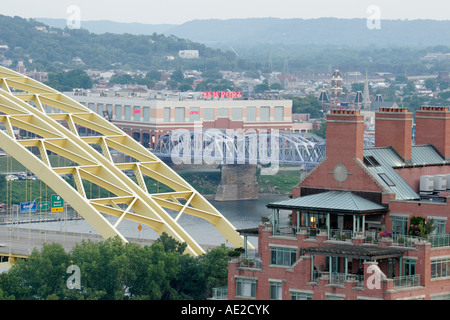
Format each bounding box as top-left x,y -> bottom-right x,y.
0,66 -> 252,255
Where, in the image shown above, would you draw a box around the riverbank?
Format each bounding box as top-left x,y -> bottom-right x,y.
1,168 -> 299,205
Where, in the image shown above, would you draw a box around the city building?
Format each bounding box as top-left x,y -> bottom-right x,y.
67,92 -> 293,148
228,106 -> 450,300
178,50 -> 200,59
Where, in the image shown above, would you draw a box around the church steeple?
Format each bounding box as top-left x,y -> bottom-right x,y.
363,69 -> 371,110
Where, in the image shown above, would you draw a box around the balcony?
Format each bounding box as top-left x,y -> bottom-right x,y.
312,271 -> 364,288
210,286 -> 228,300
238,251 -> 262,269
311,270 -> 421,290
429,233 -> 450,247
393,274 -> 421,288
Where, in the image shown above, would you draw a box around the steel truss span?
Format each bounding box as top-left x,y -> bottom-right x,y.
0,67 -> 251,256
153,129 -> 327,169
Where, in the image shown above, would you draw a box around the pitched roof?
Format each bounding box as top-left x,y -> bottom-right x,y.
363,145 -> 447,200
267,191 -> 387,214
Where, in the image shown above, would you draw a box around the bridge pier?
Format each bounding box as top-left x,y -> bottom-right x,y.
215,164 -> 258,201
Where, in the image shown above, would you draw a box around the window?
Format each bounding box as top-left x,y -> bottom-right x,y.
236,278 -> 256,298
218,108 -> 228,117
175,107 -> 185,122
431,293 -> 450,300
164,107 -> 171,122
391,216 -> 408,235
291,292 -> 312,300
204,108 -> 214,121
246,106 -> 256,121
378,173 -> 395,186
404,259 -> 416,276
274,106 -> 284,121
97,103 -> 104,115
363,155 -> 381,167
143,107 -> 150,122
431,258 -> 450,279
134,106 -> 141,121
124,105 -> 131,120
269,282 -> 282,300
432,219 -> 446,235
115,105 -> 122,119
232,108 -> 243,121
327,295 -> 345,300
189,107 -> 200,122
106,104 -> 113,117
270,247 -> 296,266
260,106 -> 270,121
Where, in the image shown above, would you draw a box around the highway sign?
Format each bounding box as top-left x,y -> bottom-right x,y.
38,201 -> 49,211
51,194 -> 64,213
20,201 -> 37,213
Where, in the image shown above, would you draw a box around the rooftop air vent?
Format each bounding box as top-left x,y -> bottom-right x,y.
420,175 -> 434,193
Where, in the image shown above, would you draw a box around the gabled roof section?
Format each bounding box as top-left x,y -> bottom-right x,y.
411,144 -> 448,166
267,191 -> 387,214
363,147 -> 420,200
362,144 -> 447,201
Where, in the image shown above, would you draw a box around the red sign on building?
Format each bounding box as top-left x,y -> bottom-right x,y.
202,91 -> 242,99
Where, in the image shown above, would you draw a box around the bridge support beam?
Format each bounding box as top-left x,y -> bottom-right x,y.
215,164 -> 258,201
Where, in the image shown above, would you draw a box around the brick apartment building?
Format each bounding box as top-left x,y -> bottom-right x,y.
228,106 -> 450,300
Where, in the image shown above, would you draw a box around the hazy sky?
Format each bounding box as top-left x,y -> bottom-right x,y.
2,0 -> 449,25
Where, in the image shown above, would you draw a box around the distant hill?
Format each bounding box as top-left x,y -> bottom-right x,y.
37,18 -> 175,36
0,15 -> 238,72
38,17 -> 450,48
3,15 -> 450,74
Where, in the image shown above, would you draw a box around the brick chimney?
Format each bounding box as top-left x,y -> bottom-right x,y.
375,108 -> 413,162
326,110 -> 364,161
415,106 -> 450,159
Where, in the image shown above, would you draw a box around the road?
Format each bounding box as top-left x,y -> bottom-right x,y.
0,226 -> 156,257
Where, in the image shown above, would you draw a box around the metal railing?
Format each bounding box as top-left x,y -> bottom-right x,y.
429,233 -> 450,247
393,274 -> 421,288
312,271 -> 364,287
391,234 -> 421,247
238,252 -> 262,269
329,229 -> 353,242
210,287 -> 228,300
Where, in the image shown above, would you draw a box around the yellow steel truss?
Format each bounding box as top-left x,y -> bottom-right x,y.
0,67 -> 252,256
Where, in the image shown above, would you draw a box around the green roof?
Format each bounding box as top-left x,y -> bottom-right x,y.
267,191 -> 387,214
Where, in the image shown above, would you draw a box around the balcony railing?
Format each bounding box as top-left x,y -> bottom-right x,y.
429,233 -> 450,247
391,234 -> 421,247
329,229 -> 353,242
238,252 -> 262,269
210,286 -> 228,300
393,274 -> 421,288
312,271 -> 364,287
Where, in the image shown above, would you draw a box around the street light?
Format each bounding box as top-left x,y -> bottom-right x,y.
27,196 -> 41,254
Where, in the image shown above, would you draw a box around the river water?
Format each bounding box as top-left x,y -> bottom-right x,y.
7,194 -> 288,250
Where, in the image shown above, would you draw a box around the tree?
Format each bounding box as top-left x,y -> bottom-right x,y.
403,80 -> 416,95
170,69 -> 184,83
424,79 -> 437,91
109,73 -> 134,85
290,95 -> 323,118
46,69 -> 93,92
146,70 -> 162,81
311,122 -> 326,138
270,83 -> 282,90
0,233 -> 233,300
3,243 -> 71,300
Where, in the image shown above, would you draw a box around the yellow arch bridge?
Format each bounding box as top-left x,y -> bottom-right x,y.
0,67 -> 252,257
